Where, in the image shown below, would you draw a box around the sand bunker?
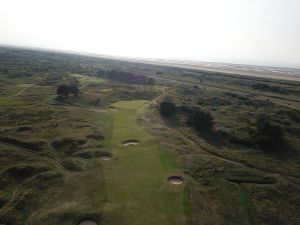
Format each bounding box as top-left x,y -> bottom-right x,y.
168,175 -> 184,185
123,139 -> 139,146
99,152 -> 112,161
78,219 -> 97,225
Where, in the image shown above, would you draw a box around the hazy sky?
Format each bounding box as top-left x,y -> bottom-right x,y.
0,0 -> 300,68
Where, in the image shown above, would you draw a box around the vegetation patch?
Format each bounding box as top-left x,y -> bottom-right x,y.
0,136 -> 45,151
2,165 -> 50,181
73,150 -> 94,159
61,158 -> 85,171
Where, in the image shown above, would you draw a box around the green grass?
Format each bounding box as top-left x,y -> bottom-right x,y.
17,83 -> 33,88
111,99 -> 150,110
71,74 -> 107,84
0,96 -> 24,106
101,100 -> 186,225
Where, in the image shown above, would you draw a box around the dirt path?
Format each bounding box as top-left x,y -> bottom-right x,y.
10,79 -> 41,97
152,88 -> 166,105
11,85 -> 33,97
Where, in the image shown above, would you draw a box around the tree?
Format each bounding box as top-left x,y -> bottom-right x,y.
57,84 -> 70,98
69,84 -> 80,97
57,84 -> 80,98
159,101 -> 176,117
187,108 -> 214,132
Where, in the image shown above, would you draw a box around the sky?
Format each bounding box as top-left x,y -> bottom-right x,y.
0,0 -> 300,68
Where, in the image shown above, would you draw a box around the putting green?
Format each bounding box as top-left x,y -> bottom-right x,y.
101,100 -> 186,225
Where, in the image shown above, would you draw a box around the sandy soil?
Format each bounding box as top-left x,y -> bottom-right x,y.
100,155 -> 111,161
123,140 -> 139,146
168,176 -> 184,185
78,220 -> 97,225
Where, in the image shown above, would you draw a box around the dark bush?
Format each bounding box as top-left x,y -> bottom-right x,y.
57,84 -> 69,97
51,137 -> 86,152
31,171 -> 63,182
74,150 -> 93,159
17,125 -> 33,131
51,137 -> 73,149
86,132 -> 104,140
186,108 -> 214,132
2,165 -> 50,181
62,159 -> 84,171
179,104 -> 192,113
254,135 -> 275,150
159,101 -> 176,117
256,117 -> 284,140
56,84 -> 80,98
229,134 -> 253,147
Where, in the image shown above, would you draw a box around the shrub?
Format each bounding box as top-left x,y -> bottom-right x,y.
73,150 -> 93,159
17,125 -> 33,131
51,137 -> 86,153
62,159 -> 84,171
159,101 -> 176,117
256,117 -> 284,140
254,135 -> 275,150
86,132 -> 104,140
186,108 -> 214,131
2,165 -> 50,180
277,109 -> 300,123
229,134 -> 253,147
56,84 -> 80,98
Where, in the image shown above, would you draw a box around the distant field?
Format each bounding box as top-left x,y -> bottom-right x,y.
117,57 -> 300,81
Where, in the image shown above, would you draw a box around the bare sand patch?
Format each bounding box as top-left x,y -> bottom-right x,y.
168,175 -> 184,185
78,219 -> 97,225
123,139 -> 139,146
99,151 -> 112,161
